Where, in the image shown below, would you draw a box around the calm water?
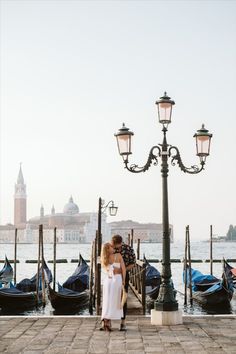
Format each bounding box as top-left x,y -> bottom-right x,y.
0,241 -> 236,316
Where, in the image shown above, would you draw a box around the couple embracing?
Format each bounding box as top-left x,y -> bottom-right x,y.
100,234 -> 136,332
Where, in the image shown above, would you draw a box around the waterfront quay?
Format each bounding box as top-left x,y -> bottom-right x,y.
0,315 -> 236,354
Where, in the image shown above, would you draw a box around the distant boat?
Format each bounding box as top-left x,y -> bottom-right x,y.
0,256 -> 13,284
184,260 -> 234,307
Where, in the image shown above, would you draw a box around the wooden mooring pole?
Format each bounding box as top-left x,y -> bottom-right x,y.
40,224 -> 46,307
137,238 -> 140,260
210,225 -> 213,275
187,225 -> 193,306
96,198 -> 102,315
36,225 -> 41,304
128,233 -> 130,246
141,261 -> 146,315
53,227 -> 57,291
131,229 -> 134,248
94,232 -> 98,311
89,241 -> 94,315
184,226 -> 188,306
14,229 -> 17,285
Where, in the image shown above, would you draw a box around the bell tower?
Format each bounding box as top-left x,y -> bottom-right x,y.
14,164 -> 27,227
40,204 -> 44,218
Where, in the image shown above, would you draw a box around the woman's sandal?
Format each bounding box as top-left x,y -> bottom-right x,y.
104,319 -> 112,332
99,319 -> 105,331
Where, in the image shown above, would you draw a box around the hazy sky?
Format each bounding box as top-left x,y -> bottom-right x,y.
0,0 -> 236,241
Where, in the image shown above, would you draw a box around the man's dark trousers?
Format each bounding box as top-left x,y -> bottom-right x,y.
121,271 -> 129,320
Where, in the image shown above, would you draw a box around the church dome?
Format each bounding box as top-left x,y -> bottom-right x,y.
63,196 -> 79,215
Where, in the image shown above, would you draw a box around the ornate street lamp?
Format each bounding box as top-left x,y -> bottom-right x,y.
108,200 -> 119,216
156,91 -> 175,127
194,124 -> 212,163
115,93 -> 212,325
115,123 -> 134,162
96,197 -> 118,314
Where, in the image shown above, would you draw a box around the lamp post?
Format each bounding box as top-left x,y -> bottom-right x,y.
96,197 -> 118,314
115,92 -> 212,325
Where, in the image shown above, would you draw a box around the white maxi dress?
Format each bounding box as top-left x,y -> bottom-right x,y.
101,262 -> 123,320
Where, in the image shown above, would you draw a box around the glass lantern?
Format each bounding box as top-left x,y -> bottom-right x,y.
156,92 -> 175,126
109,201 -> 118,216
114,123 -> 134,162
194,124 -> 212,163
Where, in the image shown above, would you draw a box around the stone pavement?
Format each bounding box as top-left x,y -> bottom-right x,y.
0,315 -> 236,354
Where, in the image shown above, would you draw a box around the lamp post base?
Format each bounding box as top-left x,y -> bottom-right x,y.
151,309 -> 183,326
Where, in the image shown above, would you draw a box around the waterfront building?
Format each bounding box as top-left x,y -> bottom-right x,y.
26,199 -> 110,244
109,220 -> 174,243
0,166 -> 110,243
0,166 -> 172,244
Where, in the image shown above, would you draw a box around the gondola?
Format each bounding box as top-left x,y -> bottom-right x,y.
224,259 -> 236,287
0,258 -> 50,310
0,256 -> 13,284
48,255 -> 89,311
184,260 -> 234,307
48,283 -> 89,311
62,254 -> 89,292
16,258 -> 52,292
144,257 -> 161,300
0,286 -> 39,310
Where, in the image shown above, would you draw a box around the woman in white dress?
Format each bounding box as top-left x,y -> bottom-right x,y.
101,242 -> 126,331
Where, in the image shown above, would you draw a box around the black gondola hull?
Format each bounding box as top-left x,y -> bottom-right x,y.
192,287 -> 233,307
48,285 -> 89,310
0,288 -> 39,309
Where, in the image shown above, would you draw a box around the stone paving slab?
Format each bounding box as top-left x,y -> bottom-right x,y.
0,316 -> 236,353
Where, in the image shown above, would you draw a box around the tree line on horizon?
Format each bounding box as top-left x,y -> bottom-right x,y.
226,225 -> 236,240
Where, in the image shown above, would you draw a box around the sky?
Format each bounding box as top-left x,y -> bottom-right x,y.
0,0 -> 236,241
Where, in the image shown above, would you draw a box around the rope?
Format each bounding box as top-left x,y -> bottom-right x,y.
176,289 -> 185,296
129,268 -> 146,278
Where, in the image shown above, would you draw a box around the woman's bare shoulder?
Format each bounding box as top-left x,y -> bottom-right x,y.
109,254 -> 115,262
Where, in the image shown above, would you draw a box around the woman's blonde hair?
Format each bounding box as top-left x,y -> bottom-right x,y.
101,242 -> 111,268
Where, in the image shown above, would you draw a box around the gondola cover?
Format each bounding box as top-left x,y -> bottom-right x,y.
144,256 -> 161,286
16,258 -> 52,292
62,254 -> 89,292
144,257 -> 161,300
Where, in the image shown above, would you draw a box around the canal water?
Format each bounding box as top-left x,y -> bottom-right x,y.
0,241 -> 236,316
